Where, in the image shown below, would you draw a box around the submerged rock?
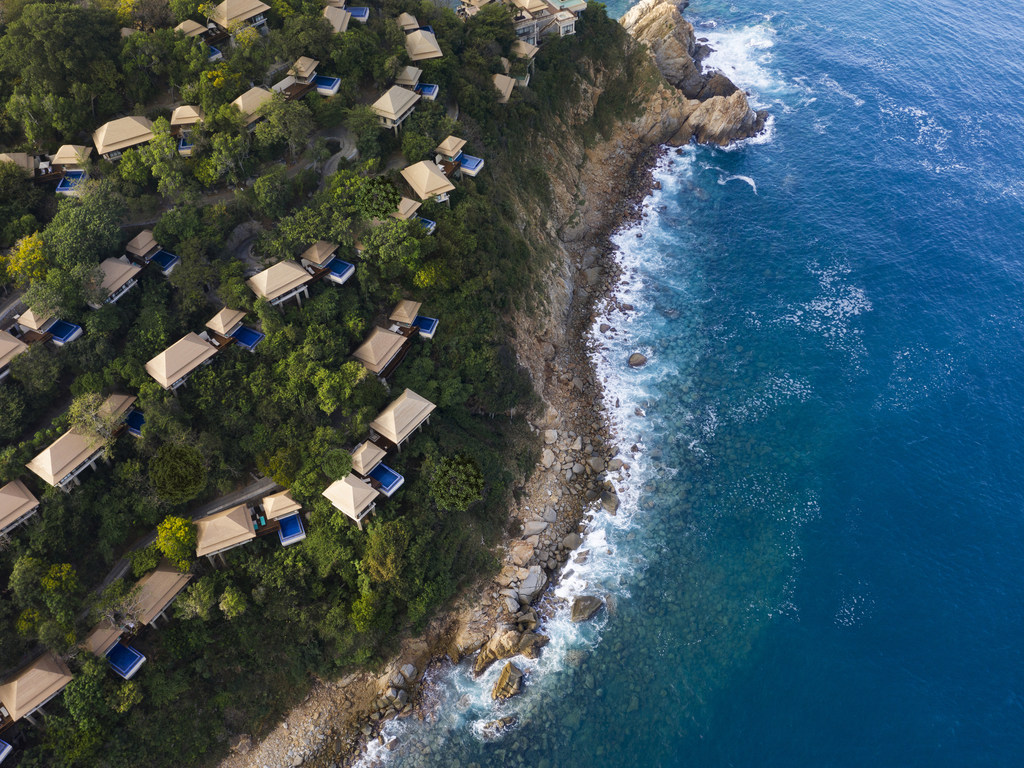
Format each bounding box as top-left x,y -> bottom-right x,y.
570,596 -> 605,622
492,662 -> 524,699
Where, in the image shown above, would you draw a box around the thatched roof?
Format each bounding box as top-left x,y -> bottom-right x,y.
195,504 -> 255,557
371,86 -> 421,122
401,161 -> 454,201
322,475 -> 379,521
211,0 -> 270,28
391,196 -> 421,221
205,308 -> 247,335
352,327 -> 406,374
0,329 -> 28,370
300,241 -> 338,266
0,653 -> 73,722
435,135 -> 466,157
145,332 -> 218,389
389,300 -> 421,326
0,479 -> 39,532
405,29 -> 443,61
351,441 -> 385,476
262,489 -> 301,520
369,389 -> 436,445
92,116 -> 153,155
135,561 -> 192,625
170,105 -> 204,127
246,260 -> 312,301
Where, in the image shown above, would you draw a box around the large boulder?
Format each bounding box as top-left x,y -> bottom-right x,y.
621,0 -> 704,98
474,624 -> 524,675
571,595 -> 605,622
680,90 -> 767,146
517,565 -> 548,605
492,662 -> 524,699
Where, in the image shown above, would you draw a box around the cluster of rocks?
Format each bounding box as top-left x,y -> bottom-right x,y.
373,662 -> 420,719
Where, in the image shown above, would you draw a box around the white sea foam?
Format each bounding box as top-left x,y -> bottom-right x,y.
698,18 -> 783,108
718,174 -> 758,194
817,73 -> 865,107
777,261 -> 873,358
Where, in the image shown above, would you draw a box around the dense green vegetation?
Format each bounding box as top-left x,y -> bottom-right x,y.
0,1 -> 654,765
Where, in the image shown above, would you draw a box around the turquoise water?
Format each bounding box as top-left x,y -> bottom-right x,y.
358,1 -> 1024,765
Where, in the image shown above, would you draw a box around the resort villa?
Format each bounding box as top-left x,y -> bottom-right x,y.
125,229 -> 180,274
351,441 -> 405,497
12,308 -> 82,347
434,135 -> 485,177
205,307 -> 265,350
230,86 -> 274,129
258,489 -> 307,545
299,241 -> 355,285
92,116 -> 154,161
369,389 -> 436,450
390,299 -> 439,339
394,65 -> 439,101
272,57 -> 341,98
404,28 -> 443,61
0,330 -> 28,381
397,11 -> 419,31
195,504 -> 256,562
87,257 -> 143,309
0,479 -> 39,536
145,332 -> 219,390
323,5 -> 352,34
371,86 -> 421,132
401,161 -> 455,203
493,73 -> 516,103
210,0 -> 270,36
246,260 -> 313,306
51,144 -> 92,195
0,653 -> 73,728
135,561 -> 193,626
322,474 -> 379,529
25,394 -> 136,490
392,196 -> 422,221
352,326 -> 413,378
83,621 -> 146,680
170,105 -> 204,156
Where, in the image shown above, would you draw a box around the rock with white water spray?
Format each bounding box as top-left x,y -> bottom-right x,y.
601,490 -> 620,513
628,353 -> 647,367
517,566 -> 547,604
571,596 -> 605,622
492,662 -> 524,699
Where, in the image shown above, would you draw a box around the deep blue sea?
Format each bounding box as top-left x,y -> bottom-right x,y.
359,1 -> 1024,765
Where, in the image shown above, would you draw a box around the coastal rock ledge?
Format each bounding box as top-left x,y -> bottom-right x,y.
622,0 -> 768,146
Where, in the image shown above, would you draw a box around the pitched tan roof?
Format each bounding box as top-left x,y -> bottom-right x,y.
352,327 -> 406,374
195,504 -> 255,557
435,135 -> 466,157
0,329 -> 28,370
289,57 -> 319,79
511,40 -> 539,59
0,653 -> 72,722
300,241 -> 338,266
230,86 -> 274,126
97,393 -> 137,421
351,441 -> 385,476
390,300 -> 422,326
401,161 -> 455,201
0,152 -> 35,173
205,307 -> 246,335
371,86 -> 421,122
17,307 -> 53,332
512,0 -> 548,12
397,12 -> 419,30
95,258 -> 142,298
145,332 -> 218,389
83,621 -> 121,656
493,74 -> 515,103
395,65 -> 422,87
391,197 -> 421,221
211,0 -> 270,28
125,229 -> 159,258
501,56 -> 511,74
92,116 -> 154,156
135,561 -> 192,625
369,389 -> 436,445
405,29 -> 443,61
322,475 -> 379,521
262,489 -> 301,520
246,260 -> 312,301
0,479 -> 39,531
26,430 -> 103,487
51,144 -> 92,166
174,19 -> 207,37
170,105 -> 204,127
323,5 -> 351,33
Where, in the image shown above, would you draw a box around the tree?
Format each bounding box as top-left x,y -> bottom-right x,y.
44,185 -> 125,270
155,515 -> 198,570
429,454 -> 485,512
346,104 -> 383,161
94,579 -> 145,630
0,162 -> 44,247
2,232 -> 48,288
0,386 -> 27,443
150,444 -> 207,505
128,544 -> 162,577
322,448 -> 352,481
67,392 -> 129,451
254,95 -> 316,158
362,519 -> 410,585
252,165 -> 293,220
219,585 -> 247,619
358,219 -> 424,298
140,117 -> 194,200
175,577 -> 216,620
9,343 -> 62,400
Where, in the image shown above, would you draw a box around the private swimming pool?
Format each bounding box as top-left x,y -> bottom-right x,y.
369,463 -> 404,496
278,513 -> 306,546
0,739 -> 11,763
314,74 -> 341,96
230,324 -> 265,350
106,641 -> 146,680
48,319 -> 83,345
324,257 -> 355,284
150,249 -> 179,273
349,6 -> 369,21
56,169 -> 86,194
417,217 -> 436,235
413,315 -> 438,339
415,83 -> 439,100
455,152 -> 484,176
125,410 -> 145,437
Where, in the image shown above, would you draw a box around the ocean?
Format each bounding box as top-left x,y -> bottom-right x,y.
357,0 -> 1024,765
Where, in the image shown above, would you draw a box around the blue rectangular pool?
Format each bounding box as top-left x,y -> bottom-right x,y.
150,249 -> 179,273
349,6 -> 369,21
230,325 -> 265,350
456,153 -> 485,176
278,513 -> 306,546
415,83 -> 439,100
417,217 -> 437,235
125,410 -> 145,437
0,739 -> 11,763
369,463 -> 404,496
106,641 -> 146,679
56,169 -> 86,193
314,74 -> 341,96
413,315 -> 439,339
48,319 -> 82,345
324,257 -> 355,284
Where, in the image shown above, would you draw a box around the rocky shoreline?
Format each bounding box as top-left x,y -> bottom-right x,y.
217,3 -> 764,766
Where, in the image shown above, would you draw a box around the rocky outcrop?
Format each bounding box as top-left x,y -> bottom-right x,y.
570,595 -> 605,622
492,662 -> 524,699
622,0 -> 767,147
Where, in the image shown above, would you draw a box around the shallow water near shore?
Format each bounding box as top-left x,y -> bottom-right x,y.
357,0 -> 1024,765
